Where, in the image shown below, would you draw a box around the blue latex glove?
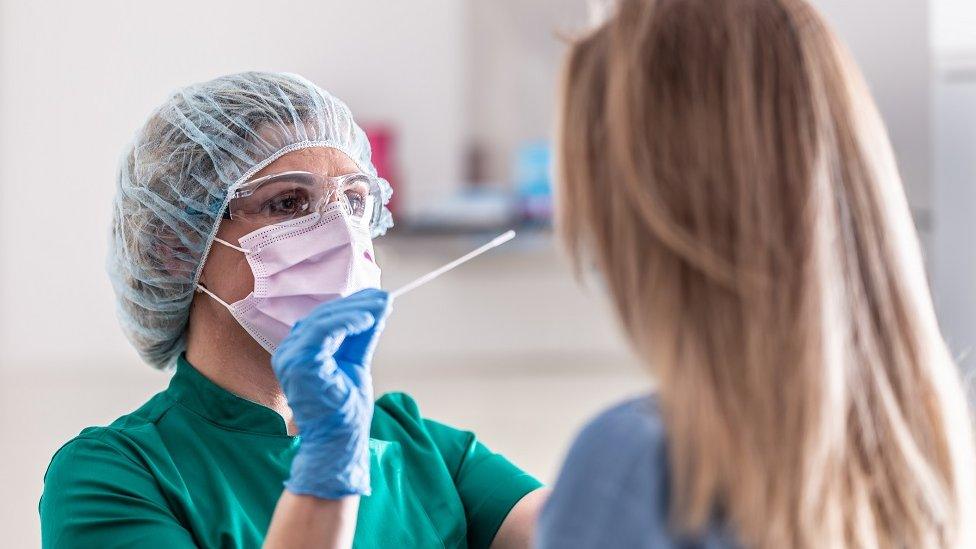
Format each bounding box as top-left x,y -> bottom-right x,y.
271,288 -> 392,499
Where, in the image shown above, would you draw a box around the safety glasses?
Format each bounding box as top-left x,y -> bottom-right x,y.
225,171 -> 382,229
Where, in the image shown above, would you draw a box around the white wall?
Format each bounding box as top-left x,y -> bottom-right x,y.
466,0 -> 937,243
812,0 -> 933,232
931,0 -> 976,366
0,0 -> 467,371
934,76 -> 976,367
933,0 -> 976,55
465,0 -> 589,183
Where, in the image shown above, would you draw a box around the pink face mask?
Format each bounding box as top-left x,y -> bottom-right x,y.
197,204 -> 382,354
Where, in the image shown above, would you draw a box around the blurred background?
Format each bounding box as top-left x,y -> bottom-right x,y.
1,0 -> 974,545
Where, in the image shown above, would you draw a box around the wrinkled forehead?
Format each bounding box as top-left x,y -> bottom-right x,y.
247,146 -> 362,181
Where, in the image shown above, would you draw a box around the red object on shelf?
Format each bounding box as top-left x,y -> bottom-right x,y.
363,124 -> 400,216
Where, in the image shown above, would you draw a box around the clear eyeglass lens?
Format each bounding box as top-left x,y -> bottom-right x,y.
229,172 -> 380,229
229,173 -> 326,224
333,175 -> 381,228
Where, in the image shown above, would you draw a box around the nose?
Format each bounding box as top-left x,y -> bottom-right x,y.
316,188 -> 349,215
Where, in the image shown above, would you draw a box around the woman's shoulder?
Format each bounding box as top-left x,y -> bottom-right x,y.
43,392 -> 175,489
553,394 -> 669,492
537,395 -> 672,548
577,395 -> 665,451
539,395 -> 739,548
41,427 -> 167,526
562,395 -> 668,480
45,430 -> 139,482
40,400 -> 201,547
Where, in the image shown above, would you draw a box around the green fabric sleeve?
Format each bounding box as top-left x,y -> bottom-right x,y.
423,417 -> 544,549
40,434 -> 197,549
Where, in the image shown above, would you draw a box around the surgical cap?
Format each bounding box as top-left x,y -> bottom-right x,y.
109,71 -> 393,369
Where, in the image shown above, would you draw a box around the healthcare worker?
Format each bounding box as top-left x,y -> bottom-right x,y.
537,0 -> 976,548
39,71 -> 545,548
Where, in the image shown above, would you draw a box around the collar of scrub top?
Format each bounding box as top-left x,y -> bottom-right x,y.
169,354 -> 293,437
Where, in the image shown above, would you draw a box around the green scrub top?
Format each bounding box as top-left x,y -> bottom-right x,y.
40,356 -> 541,548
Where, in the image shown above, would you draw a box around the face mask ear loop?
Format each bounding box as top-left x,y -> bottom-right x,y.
196,284 -> 233,311
196,236 -> 250,310
213,237 -> 251,254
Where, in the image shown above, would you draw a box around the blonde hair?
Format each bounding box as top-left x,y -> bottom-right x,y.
557,0 -> 976,547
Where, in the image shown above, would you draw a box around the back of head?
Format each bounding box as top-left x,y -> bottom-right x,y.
557,0 -> 975,547
110,71 -> 392,369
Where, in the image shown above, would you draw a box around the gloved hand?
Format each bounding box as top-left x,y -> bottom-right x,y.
271,288 -> 392,499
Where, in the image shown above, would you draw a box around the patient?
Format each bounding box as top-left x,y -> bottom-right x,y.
537,0 -> 976,548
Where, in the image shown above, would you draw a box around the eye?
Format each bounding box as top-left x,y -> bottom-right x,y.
264,189 -> 311,217
344,189 -> 366,216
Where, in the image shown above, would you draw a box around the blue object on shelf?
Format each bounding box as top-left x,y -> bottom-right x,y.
514,140 -> 553,223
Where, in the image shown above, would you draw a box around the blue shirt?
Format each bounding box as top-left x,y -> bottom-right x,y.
537,396 -> 739,548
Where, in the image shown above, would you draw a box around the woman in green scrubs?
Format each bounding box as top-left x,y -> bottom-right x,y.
39,72 -> 546,548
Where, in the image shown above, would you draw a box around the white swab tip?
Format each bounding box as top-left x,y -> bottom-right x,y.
491,230 -> 517,246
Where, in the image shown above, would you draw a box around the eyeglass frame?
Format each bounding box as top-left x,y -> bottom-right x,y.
221,170 -> 383,230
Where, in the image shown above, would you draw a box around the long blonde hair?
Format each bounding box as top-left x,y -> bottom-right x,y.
557,0 -> 976,547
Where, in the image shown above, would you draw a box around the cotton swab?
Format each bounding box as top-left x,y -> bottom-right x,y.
390,230 -> 516,299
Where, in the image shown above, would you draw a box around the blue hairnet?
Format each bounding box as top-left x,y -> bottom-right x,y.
110,71 -> 393,369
